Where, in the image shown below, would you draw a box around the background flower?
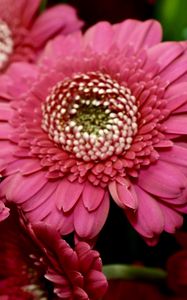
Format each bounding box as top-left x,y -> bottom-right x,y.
0,206 -> 107,299
103,279 -> 187,300
1,19 -> 187,245
0,0 -> 83,72
30,223 -> 108,299
167,232 -> 187,297
0,208 -> 48,299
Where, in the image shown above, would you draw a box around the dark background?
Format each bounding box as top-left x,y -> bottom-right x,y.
48,0 -> 154,28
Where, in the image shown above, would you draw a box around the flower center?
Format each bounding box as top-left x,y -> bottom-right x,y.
42,72 -> 138,162
0,20 -> 14,70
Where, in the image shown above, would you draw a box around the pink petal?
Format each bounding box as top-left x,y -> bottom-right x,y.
83,182 -> 105,211
164,114 -> 187,134
113,19 -> 140,45
158,202 -> 183,233
55,179 -> 84,212
165,82 -> 187,98
5,63 -> 38,98
0,74 -> 12,98
74,192 -> 110,239
126,185 -> 164,238
30,194 -> 74,235
0,0 -> 29,22
173,102 -> 187,114
0,176 -> 13,198
138,160 -> 187,199
109,180 -> 138,209
164,82 -> 187,114
0,103 -> 13,121
26,194 -> 61,223
165,93 -> 187,113
5,171 -> 48,203
21,159 -> 42,175
22,181 -> 58,212
73,287 -> 89,300
114,19 -> 162,52
160,145 -> 187,167
0,123 -> 13,139
21,0 -> 41,27
84,22 -> 114,53
30,4 -> 83,47
40,32 -> 83,70
0,200 -> 10,222
159,51 -> 187,84
52,211 -> 74,236
86,270 -> 108,299
75,242 -> 101,273
4,159 -> 34,176
145,42 -> 184,73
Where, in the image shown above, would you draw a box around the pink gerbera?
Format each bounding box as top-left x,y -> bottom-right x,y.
0,208 -> 107,299
0,0 -> 83,72
1,19 -> 187,244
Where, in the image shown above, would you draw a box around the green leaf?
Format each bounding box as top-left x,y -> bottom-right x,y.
103,264 -> 167,282
155,0 -> 187,40
40,0 -> 47,12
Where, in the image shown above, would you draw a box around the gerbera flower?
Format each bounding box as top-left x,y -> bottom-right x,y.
0,208 -> 107,299
1,19 -> 187,245
0,0 -> 83,72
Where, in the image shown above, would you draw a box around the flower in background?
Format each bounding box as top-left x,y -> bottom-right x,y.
167,232 -> 187,297
30,224 -> 108,299
1,19 -> 187,244
103,280 -> 163,300
0,0 -> 83,72
103,279 -> 187,300
0,209 -> 47,300
0,207 -> 107,299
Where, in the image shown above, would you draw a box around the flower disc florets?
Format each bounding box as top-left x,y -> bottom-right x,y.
42,72 -> 138,162
0,19 -> 13,70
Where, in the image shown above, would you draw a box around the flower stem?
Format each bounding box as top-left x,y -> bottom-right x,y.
103,264 -> 167,282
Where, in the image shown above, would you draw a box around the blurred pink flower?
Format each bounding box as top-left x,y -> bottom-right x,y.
1,19 -> 187,244
0,0 -> 83,72
0,208 -> 107,299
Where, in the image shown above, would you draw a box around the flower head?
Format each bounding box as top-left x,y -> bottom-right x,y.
29,224 -> 108,299
1,19 -> 187,244
0,0 -> 83,72
0,207 -> 107,299
0,209 -> 48,300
